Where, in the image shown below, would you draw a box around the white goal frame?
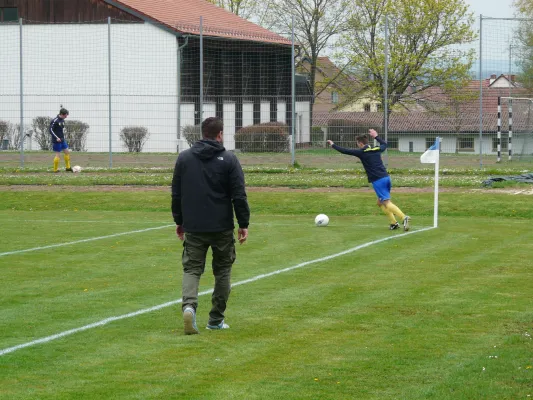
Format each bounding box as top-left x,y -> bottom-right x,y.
498,97 -> 533,162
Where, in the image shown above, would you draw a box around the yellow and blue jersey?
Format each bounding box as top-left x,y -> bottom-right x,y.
332,136 -> 388,182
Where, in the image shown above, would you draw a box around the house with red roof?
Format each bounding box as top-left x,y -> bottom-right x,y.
0,0 -> 312,152
313,76 -> 533,157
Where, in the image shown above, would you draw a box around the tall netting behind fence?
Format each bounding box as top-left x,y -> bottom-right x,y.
175,22 -> 298,168
481,17 -> 533,162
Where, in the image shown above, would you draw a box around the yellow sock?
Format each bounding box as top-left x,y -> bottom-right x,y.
64,154 -> 71,169
385,202 -> 406,220
380,204 -> 397,224
53,156 -> 60,172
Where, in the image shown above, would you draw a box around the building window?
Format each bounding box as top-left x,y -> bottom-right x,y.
492,136 -> 508,151
364,103 -> 371,112
376,103 -> 382,112
1,7 -> 18,22
425,137 -> 437,149
457,136 -> 474,152
331,92 -> 339,104
387,136 -> 399,150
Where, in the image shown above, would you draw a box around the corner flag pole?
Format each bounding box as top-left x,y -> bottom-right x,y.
433,137 -> 441,228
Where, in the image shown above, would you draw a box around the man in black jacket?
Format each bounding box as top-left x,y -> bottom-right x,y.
171,117 -> 250,335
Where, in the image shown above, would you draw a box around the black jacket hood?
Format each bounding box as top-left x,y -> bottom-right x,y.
191,140 -> 225,160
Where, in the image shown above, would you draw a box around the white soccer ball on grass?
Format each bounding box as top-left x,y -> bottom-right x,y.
315,214 -> 329,227
72,165 -> 82,173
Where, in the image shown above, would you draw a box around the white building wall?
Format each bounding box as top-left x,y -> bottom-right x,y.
260,101 -> 270,123
277,101 -> 286,123
223,102 -> 236,151
242,102 -> 254,127
0,23 -> 178,153
295,101 -> 311,143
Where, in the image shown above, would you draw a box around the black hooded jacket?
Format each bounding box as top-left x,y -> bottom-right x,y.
171,140 -> 250,233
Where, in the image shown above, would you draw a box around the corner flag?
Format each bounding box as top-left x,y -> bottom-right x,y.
421,137 -> 441,228
420,138 -> 440,163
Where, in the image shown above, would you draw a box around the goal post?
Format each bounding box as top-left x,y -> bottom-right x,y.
498,97 -> 533,162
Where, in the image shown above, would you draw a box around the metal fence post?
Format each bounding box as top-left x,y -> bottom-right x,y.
200,17 -> 203,122
19,18 -> 24,167
291,15 -> 296,166
384,15 -> 389,168
479,14 -> 483,169
108,16 -> 113,168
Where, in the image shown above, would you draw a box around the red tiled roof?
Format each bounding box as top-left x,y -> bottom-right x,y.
106,0 -> 290,45
313,108 -> 533,133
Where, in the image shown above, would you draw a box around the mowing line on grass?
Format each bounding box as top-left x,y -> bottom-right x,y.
0,225 -> 175,257
0,227 -> 435,356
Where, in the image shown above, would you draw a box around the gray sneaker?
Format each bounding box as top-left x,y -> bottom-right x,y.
206,320 -> 230,330
183,307 -> 199,335
403,216 -> 411,231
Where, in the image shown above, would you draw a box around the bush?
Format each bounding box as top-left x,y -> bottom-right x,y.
32,116 -> 52,151
0,120 -> 9,150
65,120 -> 89,152
182,124 -> 201,147
235,122 -> 289,153
120,126 -> 150,153
7,123 -> 32,150
311,126 -> 325,147
327,119 -> 381,147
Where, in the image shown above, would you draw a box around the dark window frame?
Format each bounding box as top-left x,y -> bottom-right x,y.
457,136 -> 475,152
492,136 -> 508,151
1,7 -> 19,22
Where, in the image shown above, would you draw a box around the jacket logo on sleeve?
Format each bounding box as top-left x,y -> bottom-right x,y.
217,156 -> 224,160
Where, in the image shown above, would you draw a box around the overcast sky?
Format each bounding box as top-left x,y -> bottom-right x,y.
465,0 -> 516,19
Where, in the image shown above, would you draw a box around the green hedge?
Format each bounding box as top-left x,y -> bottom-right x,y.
235,122 -> 289,153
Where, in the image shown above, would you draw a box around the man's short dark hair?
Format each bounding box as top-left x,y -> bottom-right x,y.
201,117 -> 223,140
356,134 -> 369,145
59,108 -> 69,116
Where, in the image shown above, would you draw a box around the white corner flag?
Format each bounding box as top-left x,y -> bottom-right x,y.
420,138 -> 440,163
421,137 -> 441,228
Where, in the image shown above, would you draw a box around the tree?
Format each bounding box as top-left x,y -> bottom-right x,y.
513,0 -> 533,89
262,0 -> 350,101
338,0 -> 476,110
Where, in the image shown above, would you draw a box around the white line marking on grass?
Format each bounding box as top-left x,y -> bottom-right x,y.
3,219 -> 170,224
0,227 -> 435,356
0,225 -> 175,257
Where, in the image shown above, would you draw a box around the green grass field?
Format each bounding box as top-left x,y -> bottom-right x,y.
0,190 -> 532,399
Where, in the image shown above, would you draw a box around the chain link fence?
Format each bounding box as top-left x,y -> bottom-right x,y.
1,16 -> 533,169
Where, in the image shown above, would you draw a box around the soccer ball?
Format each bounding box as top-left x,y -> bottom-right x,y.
315,214 -> 329,227
72,165 -> 82,173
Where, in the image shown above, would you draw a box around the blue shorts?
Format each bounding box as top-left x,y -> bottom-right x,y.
52,141 -> 69,152
372,176 -> 392,202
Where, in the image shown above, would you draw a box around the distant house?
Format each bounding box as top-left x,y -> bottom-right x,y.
313,75 -> 533,156
0,0 -> 312,152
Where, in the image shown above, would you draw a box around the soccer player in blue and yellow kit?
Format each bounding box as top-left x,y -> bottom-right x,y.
327,129 -> 410,231
50,108 -> 73,173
